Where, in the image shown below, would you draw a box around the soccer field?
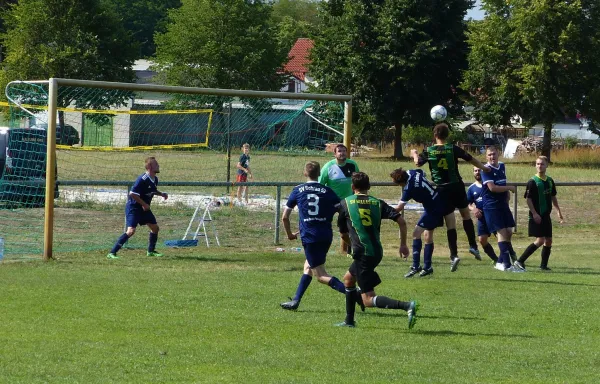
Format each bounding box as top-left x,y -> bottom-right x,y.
1,152 -> 600,382
0,223 -> 599,383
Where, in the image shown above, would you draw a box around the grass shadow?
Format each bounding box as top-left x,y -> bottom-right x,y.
455,276 -> 600,288
413,329 -> 535,338
547,269 -> 600,276
172,256 -> 247,263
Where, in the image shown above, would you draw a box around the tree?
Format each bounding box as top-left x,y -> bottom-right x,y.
462,0 -> 600,160
0,0 -> 138,125
0,0 -> 20,62
153,0 -> 286,91
310,0 -> 473,158
107,0 -> 182,58
0,0 -> 137,84
270,0 -> 320,51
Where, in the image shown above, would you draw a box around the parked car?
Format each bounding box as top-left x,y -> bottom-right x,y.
0,127 -> 59,208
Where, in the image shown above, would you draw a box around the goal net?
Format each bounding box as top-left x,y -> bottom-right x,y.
0,79 -> 351,259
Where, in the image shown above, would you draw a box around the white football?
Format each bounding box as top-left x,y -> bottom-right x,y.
430,105 -> 447,122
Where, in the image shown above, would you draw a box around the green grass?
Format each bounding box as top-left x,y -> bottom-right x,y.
2,149 -> 600,382
1,224 -> 599,383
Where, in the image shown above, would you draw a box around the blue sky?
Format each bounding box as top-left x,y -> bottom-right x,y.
465,0 -> 485,20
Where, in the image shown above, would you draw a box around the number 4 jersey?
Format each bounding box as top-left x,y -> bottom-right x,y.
418,143 -> 473,186
286,181 -> 341,243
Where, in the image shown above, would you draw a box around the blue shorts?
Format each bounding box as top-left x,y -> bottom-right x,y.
303,241 -> 332,268
477,217 -> 491,237
417,206 -> 453,230
126,207 -> 157,228
483,207 -> 515,233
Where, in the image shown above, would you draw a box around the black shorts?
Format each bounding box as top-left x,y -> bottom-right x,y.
528,213 -> 553,238
438,183 -> 468,210
348,254 -> 382,293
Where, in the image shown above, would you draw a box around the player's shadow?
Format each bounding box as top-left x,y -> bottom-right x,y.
456,276 -> 600,288
547,269 -> 600,276
172,256 -> 247,263
302,309 -> 486,322
413,329 -> 535,338
360,312 -> 485,321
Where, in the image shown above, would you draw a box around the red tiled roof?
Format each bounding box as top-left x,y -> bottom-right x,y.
283,38 -> 314,82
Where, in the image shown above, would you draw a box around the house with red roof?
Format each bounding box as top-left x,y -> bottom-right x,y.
280,38 -> 315,93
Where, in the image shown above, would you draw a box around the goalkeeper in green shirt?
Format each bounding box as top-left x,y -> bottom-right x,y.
319,144 -> 359,253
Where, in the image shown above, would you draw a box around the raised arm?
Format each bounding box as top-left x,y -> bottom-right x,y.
410,149 -> 425,167
469,157 -> 491,173
395,201 -> 407,213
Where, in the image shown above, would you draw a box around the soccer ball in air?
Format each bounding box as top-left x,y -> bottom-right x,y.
430,105 -> 447,122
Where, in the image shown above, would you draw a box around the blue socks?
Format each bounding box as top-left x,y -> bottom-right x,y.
293,274 -> 313,301
110,233 -> 130,254
328,276 -> 346,293
412,238 -> 422,268
498,241 -> 511,268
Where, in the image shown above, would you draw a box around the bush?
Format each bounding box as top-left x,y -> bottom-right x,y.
564,135 -> 579,150
448,129 -> 469,144
403,125 -> 432,146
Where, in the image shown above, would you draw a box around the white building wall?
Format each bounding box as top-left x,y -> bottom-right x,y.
112,99 -> 132,148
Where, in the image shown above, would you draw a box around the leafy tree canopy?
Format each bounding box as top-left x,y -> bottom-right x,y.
269,0 -> 322,69
462,0 -> 600,158
270,0 -> 320,26
311,0 -> 473,157
0,0 -> 138,110
107,0 -> 181,58
154,0 -> 286,91
0,0 -> 137,83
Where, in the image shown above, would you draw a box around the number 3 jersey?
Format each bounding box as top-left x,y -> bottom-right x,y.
338,194 -> 400,258
286,181 -> 341,243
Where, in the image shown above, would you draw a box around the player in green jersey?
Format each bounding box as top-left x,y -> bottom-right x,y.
513,156 -> 564,271
411,123 -> 490,270
319,144 -> 359,254
335,172 -> 418,329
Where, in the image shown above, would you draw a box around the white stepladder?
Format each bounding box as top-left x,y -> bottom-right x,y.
165,198 -> 221,247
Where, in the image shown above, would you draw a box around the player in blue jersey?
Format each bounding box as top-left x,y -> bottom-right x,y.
280,161 -> 350,311
107,157 -> 168,259
390,168 -> 457,277
480,147 -> 521,272
467,167 -> 498,264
